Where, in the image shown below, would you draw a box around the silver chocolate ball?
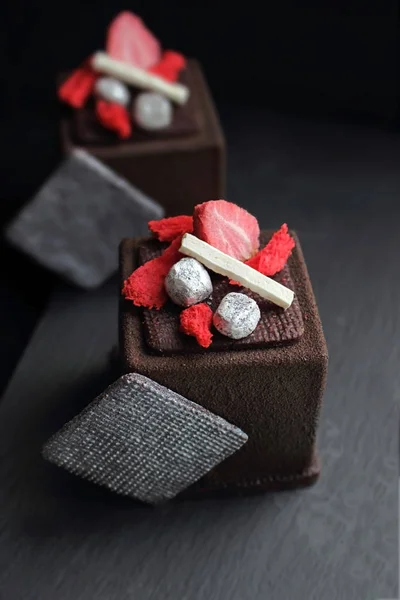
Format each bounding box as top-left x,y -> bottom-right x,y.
94,77 -> 131,107
133,92 -> 172,131
213,293 -> 260,339
165,258 -> 212,307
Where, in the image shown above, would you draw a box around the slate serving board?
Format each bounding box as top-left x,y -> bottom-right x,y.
0,107 -> 398,600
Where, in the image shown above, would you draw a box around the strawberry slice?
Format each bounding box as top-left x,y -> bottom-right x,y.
193,200 -> 260,262
106,11 -> 161,70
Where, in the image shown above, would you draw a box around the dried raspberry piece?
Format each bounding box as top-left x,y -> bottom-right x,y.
58,58 -> 97,109
149,50 -> 187,82
230,224 -> 295,285
179,304 -> 213,348
122,236 -> 183,309
148,215 -> 193,242
95,100 -> 132,139
246,224 -> 295,276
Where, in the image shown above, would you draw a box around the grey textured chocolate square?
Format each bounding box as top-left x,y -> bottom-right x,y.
5,149 -> 163,289
42,373 -> 248,504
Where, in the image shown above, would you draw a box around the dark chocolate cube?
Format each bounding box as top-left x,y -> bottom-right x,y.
60,61 -> 226,216
119,232 -> 328,496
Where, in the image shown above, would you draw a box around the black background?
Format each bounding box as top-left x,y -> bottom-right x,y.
1,1 -> 399,205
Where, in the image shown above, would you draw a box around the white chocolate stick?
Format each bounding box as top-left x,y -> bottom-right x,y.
180,234 -> 294,309
92,52 -> 190,105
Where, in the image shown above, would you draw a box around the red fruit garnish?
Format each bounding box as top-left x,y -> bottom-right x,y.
193,200 -> 260,261
230,224 -> 295,285
180,304 -> 213,348
58,58 -> 97,109
149,50 -> 187,82
246,224 -> 295,276
122,236 -> 183,309
95,100 -> 131,139
149,215 -> 193,242
106,11 -> 161,70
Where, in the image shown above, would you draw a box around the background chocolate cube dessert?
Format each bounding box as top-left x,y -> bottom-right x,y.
60,60 -> 225,216
119,232 -> 328,496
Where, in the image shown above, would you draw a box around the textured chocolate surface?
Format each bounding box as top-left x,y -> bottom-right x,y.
119,231 -> 328,495
43,373 -> 247,504
60,60 -> 226,216
70,67 -> 201,146
6,150 -> 164,289
138,233 -> 304,354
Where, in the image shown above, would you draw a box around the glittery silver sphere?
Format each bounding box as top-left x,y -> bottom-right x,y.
134,92 -> 172,131
94,77 -> 131,106
165,258 -> 212,307
213,293 -> 260,339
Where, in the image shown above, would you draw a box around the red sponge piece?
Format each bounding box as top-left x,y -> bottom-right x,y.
58,58 -> 97,109
122,236 -> 183,309
148,215 -> 193,242
95,100 -> 132,139
149,50 -> 187,82
245,223 -> 295,276
180,304 -> 213,348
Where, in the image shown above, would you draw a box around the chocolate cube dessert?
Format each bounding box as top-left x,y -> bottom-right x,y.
119,202 -> 328,497
42,200 -> 327,502
59,12 -> 225,216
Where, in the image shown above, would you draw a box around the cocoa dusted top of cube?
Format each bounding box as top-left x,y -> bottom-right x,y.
138,235 -> 304,355
121,201 -> 300,350
70,67 -> 201,147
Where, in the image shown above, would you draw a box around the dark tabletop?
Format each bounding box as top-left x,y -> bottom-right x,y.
0,108 -> 398,599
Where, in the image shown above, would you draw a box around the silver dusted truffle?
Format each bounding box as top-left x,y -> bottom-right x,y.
134,92 -> 172,130
213,292 -> 261,339
165,258 -> 213,307
94,77 -> 131,106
